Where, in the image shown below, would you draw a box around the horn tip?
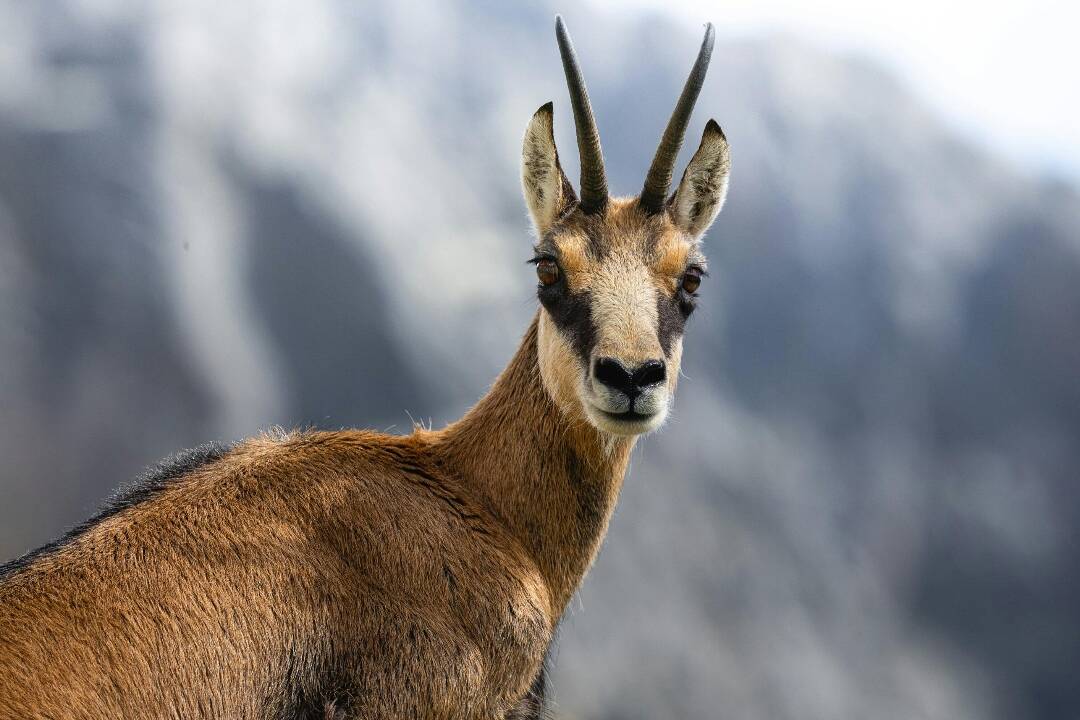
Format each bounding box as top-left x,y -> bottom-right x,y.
703,22 -> 715,49
555,15 -> 572,49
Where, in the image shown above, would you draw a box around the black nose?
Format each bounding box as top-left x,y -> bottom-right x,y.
593,357 -> 667,397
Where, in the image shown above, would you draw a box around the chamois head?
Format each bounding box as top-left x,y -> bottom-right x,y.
522,17 -> 730,437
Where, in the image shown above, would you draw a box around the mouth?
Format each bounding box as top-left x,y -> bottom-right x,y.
598,408 -> 658,423
585,401 -> 667,437
580,378 -> 670,437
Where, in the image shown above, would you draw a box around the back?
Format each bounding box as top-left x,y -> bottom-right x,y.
0,431 -> 551,719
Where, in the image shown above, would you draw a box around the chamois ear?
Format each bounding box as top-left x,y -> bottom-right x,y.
522,102 -> 576,234
670,120 -> 730,240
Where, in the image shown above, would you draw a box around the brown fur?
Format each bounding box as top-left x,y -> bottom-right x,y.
0,318 -> 625,719
0,20 -> 731,719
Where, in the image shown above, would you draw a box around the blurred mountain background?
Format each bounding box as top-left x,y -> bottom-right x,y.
1,1 -> 1078,718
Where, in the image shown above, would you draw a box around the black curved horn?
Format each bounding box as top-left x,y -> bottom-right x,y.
555,15 -> 608,214
639,23 -> 715,215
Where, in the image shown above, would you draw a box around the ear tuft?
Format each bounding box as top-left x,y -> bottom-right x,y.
522,103 -> 575,234
670,120 -> 730,240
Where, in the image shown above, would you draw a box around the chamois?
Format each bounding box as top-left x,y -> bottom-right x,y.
0,16 -> 730,720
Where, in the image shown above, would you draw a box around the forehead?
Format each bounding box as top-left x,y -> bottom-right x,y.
539,198 -> 702,289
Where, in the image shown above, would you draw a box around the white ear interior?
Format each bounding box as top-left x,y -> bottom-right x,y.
521,102 -> 572,233
671,120 -> 730,240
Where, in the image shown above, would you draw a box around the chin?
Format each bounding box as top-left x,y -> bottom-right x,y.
584,402 -> 669,437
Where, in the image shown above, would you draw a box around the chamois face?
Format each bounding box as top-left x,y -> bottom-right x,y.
522,104 -> 730,437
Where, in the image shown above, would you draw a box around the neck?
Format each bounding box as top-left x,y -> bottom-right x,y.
437,313 -> 634,618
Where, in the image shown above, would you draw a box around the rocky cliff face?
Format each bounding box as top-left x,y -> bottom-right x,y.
1,2 -> 1077,718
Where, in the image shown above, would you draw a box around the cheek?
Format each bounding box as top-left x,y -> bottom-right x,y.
537,312 -> 588,419
665,337 -> 684,395
538,285 -> 597,367
656,292 -> 688,357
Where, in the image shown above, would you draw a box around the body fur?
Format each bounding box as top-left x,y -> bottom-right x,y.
0,318 -> 623,718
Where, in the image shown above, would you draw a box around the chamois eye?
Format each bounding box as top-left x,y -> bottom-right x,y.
536,259 -> 559,286
681,268 -> 703,294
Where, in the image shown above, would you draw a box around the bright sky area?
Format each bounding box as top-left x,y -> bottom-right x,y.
590,0 -> 1080,182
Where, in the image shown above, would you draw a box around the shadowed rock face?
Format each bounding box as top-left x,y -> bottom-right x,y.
244,176 -> 433,429
0,24 -> 216,553
0,2 -> 1078,719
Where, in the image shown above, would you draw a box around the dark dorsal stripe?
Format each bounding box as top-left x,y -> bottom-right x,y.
0,441 -> 233,581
